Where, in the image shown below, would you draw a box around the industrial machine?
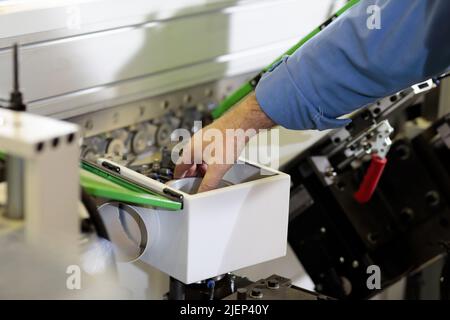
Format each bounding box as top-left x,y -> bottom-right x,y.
285,75 -> 450,299
0,0 -> 449,300
0,0 -> 334,299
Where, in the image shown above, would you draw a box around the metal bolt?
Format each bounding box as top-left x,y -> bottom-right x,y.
396,145 -> 410,160
161,100 -> 170,109
325,167 -> 336,178
425,191 -> 440,207
139,106 -> 145,116
250,288 -> 263,299
237,288 -> 247,300
267,280 -> 280,290
183,94 -> 192,104
400,208 -> 414,224
367,232 -> 379,244
204,88 -> 213,97
85,119 -> 93,130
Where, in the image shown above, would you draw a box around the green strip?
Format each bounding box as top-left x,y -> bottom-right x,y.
0,152 -> 181,210
211,0 -> 360,119
336,0 -> 360,16
81,161 -> 182,211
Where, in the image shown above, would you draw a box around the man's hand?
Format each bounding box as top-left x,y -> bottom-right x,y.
174,92 -> 275,193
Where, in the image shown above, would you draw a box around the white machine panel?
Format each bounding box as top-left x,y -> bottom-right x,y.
100,162 -> 290,284
0,0 -> 334,118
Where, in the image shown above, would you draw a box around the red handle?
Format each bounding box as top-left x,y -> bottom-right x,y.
354,155 -> 387,204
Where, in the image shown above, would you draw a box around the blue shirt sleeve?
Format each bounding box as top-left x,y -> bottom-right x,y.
255,0 -> 450,130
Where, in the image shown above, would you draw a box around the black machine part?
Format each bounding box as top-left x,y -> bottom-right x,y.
223,275 -> 333,300
166,274 -> 331,300
167,274 -> 252,300
0,44 -> 26,112
284,84 -> 450,299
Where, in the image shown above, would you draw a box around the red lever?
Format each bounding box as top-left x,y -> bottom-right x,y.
354,154 -> 387,204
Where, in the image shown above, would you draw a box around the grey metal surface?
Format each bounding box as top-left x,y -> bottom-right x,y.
0,0 -> 255,48
68,73 -> 250,137
0,0 -> 333,118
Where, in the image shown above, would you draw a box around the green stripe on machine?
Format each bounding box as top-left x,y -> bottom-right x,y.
211,0 -> 360,119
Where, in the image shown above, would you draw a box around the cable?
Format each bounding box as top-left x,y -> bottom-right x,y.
9,44 -> 26,112
13,43 -> 19,92
80,188 -> 121,281
81,188 -> 110,240
437,71 -> 450,81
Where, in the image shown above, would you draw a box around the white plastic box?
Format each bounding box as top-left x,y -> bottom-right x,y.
101,161 -> 290,284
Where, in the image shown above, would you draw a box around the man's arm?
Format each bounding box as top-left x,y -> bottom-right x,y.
256,0 -> 450,130
175,0 -> 450,192
173,92 -> 274,193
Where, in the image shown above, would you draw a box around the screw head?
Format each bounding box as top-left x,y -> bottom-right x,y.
250,288 -> 263,299
236,288 -> 248,300
325,167 -> 337,177
267,279 -> 280,289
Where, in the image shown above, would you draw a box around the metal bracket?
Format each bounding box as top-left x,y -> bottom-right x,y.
309,156 -> 336,186
344,120 -> 394,159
